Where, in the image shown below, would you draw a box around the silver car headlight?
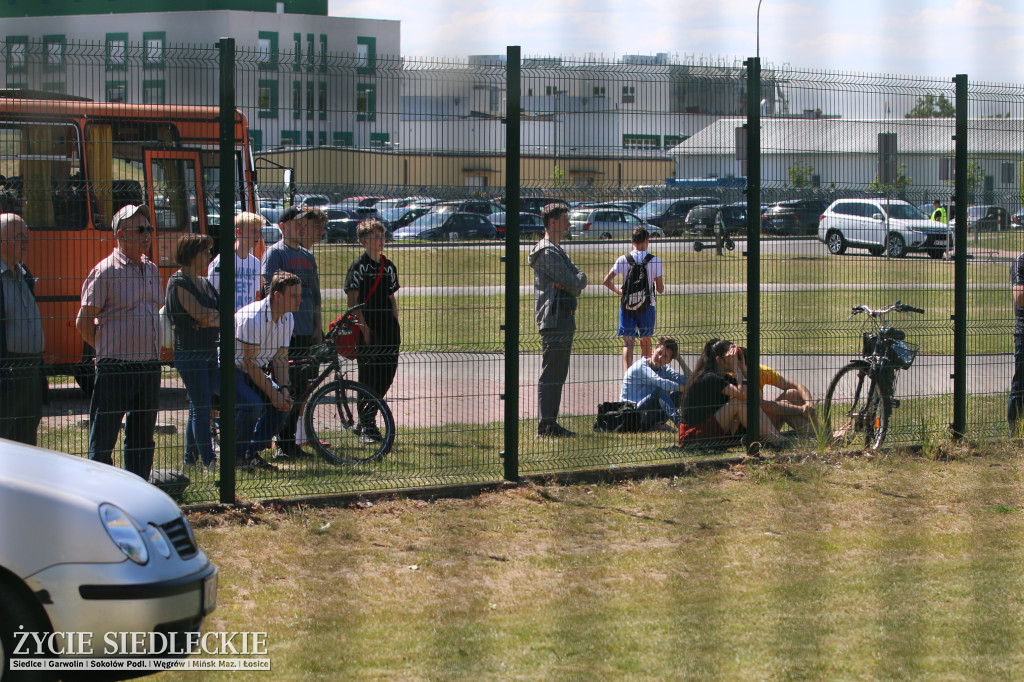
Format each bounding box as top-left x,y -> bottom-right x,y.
99,503 -> 149,565
146,523 -> 172,559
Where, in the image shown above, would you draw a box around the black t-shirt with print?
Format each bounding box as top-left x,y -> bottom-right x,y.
344,252 -> 400,330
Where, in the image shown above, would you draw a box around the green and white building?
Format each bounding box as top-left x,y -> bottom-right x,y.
1,0 -> 400,151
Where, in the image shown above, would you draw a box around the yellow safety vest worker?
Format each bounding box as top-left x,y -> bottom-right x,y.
931,206 -> 948,225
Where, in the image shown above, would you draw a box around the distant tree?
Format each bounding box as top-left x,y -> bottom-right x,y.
788,161 -> 815,189
551,164 -> 567,188
868,164 -> 912,194
965,161 -> 985,197
905,94 -> 956,118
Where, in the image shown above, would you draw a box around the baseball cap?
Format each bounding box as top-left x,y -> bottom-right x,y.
111,204 -> 151,232
279,205 -> 315,223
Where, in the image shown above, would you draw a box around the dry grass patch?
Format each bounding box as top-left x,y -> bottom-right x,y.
163,449 -> 1024,680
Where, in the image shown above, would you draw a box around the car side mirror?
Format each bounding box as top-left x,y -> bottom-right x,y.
872,213 -> 884,221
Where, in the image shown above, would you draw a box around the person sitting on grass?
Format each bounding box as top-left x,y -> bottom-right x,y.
729,344 -> 817,435
619,336 -> 690,432
677,338 -> 786,449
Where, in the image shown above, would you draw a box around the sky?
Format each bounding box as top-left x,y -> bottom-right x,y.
328,0 -> 1024,84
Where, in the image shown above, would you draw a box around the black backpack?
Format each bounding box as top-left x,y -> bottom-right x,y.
593,401 -> 643,433
621,253 -> 654,314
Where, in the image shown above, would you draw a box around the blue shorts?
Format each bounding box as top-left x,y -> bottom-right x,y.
618,305 -> 656,338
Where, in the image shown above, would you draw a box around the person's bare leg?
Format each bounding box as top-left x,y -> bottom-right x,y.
639,336 -> 653,360
622,336 -> 636,372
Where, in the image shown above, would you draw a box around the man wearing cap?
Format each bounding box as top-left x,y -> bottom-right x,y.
76,204 -> 162,479
0,213 -> 44,445
260,204 -> 324,459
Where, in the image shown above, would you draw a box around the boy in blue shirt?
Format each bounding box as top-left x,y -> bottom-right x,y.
620,336 -> 690,431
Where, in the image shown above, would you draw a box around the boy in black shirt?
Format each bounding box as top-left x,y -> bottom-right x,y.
344,221 -> 400,443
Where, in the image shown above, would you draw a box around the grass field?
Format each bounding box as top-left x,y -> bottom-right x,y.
157,446 -> 1024,680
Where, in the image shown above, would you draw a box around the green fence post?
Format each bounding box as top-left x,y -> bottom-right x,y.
217,37 -> 237,503
502,46 -> 521,481
952,74 -> 968,441
743,57 -> 762,452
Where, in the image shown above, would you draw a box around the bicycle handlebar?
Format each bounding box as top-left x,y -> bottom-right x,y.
849,300 -> 925,319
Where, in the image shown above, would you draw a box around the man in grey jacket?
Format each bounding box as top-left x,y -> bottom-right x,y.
528,203 -> 588,437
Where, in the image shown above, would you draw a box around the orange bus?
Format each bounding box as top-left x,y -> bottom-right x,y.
0,92 -> 259,389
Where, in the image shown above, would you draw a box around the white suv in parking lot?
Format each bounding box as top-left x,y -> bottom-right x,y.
818,199 -> 953,259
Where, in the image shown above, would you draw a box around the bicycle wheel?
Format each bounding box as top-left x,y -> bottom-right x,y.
304,380 -> 395,464
823,362 -> 891,450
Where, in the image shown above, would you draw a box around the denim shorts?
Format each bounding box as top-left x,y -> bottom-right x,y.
618,305 -> 656,338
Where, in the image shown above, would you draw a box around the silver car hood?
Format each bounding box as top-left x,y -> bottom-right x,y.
0,440 -> 184,577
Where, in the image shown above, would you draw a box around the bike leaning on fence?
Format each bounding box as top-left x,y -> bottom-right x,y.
292,303 -> 395,464
822,301 -> 924,450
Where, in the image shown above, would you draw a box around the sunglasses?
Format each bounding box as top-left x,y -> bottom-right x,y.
135,225 -> 154,234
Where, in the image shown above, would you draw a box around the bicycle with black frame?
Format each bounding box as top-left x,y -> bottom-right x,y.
822,300 -> 924,450
289,303 -> 395,464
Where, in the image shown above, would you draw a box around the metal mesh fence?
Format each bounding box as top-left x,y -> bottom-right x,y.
2,40 -> 1023,504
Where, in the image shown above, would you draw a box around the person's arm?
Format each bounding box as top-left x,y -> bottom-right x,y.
347,288 -> 370,343
655,364 -> 689,386
75,305 -> 99,347
176,286 -> 220,328
207,257 -> 220,293
775,375 -> 813,403
389,293 -> 398,320
654,274 -> 665,295
641,362 -> 684,394
603,268 -> 621,296
1014,285 -> 1024,308
240,341 -> 290,412
269,345 -> 292,411
533,247 -> 586,297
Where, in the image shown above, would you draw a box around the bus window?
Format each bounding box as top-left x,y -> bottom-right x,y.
86,121 -> 179,229
151,156 -> 200,232
0,122 -> 87,230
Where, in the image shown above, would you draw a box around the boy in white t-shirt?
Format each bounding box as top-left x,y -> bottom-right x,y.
603,225 -> 665,371
209,211 -> 264,312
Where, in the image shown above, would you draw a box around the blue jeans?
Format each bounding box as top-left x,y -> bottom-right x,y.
636,386 -> 680,430
1009,334 -> 1024,432
89,360 -> 160,480
174,350 -> 219,466
235,369 -> 289,461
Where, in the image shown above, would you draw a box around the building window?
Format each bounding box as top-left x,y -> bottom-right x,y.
622,134 -> 660,150
1002,162 -> 1015,185
319,34 -> 327,72
142,79 -> 165,105
306,81 -> 314,119
257,79 -> 278,118
43,35 -> 65,73
663,135 -> 690,149
293,33 -> 302,71
306,33 -> 314,70
318,130 -> 326,146
106,33 -> 128,71
106,79 -> 128,103
143,32 -> 164,69
369,132 -> 390,147
248,128 -> 263,152
280,130 -> 300,147
292,80 -> 302,118
6,37 -> 28,74
333,131 -> 353,147
306,130 -> 314,146
356,83 -> 376,122
356,36 -> 376,74
318,81 -> 327,120
257,31 -> 278,70
622,85 -> 635,104
592,85 -> 605,97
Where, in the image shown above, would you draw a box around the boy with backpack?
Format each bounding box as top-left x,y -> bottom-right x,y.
603,225 -> 665,371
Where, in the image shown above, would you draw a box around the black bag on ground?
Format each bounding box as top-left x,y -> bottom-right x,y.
593,401 -> 643,433
149,469 -> 190,503
621,253 -> 654,314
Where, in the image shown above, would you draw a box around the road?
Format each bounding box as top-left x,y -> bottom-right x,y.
41,351 -> 1011,431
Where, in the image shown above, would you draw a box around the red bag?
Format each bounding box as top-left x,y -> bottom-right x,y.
330,254 -> 385,360
331,314 -> 360,359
